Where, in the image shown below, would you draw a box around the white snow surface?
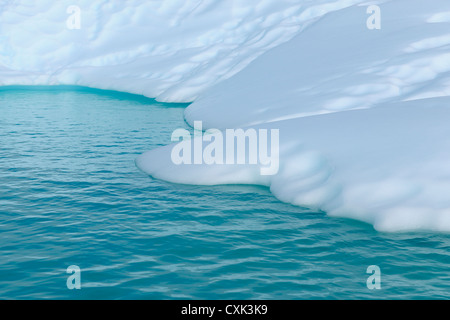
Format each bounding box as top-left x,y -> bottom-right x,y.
0,0 -> 365,102
3,0 -> 450,232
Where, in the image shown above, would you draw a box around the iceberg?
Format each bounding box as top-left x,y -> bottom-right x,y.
138,0 -> 450,232
2,0 -> 450,232
0,0 -> 364,101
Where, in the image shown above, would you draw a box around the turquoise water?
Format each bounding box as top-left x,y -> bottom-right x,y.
0,86 -> 449,299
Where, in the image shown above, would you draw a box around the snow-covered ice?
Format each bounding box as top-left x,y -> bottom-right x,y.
0,0 -> 365,102
139,0 -> 450,232
2,0 -> 450,232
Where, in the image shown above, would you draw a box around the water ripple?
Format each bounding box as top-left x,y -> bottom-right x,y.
0,87 -> 449,299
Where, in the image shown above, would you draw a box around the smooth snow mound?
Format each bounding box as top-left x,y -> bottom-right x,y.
138,98 -> 450,232
0,0 -> 367,102
138,0 -> 450,232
